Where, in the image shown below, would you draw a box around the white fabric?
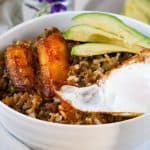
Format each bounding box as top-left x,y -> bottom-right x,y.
0,0 -> 149,149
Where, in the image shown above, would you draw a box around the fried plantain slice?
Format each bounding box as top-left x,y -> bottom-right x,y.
37,30 -> 69,98
5,43 -> 34,91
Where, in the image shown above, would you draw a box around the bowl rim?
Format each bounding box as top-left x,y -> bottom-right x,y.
0,11 -> 149,40
0,11 -> 150,128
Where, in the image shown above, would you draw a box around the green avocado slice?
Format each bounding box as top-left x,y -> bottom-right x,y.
64,24 -> 143,51
73,13 -> 150,49
64,24 -> 122,42
71,43 -> 140,56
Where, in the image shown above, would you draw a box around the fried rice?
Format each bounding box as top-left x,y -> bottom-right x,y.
0,28 -> 138,125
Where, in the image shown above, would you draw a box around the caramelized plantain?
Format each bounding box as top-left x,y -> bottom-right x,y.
5,43 -> 34,91
37,31 -> 69,98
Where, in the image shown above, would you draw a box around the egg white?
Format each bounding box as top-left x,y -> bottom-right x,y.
57,56 -> 150,114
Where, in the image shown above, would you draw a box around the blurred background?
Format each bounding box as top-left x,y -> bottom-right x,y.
0,0 -> 149,34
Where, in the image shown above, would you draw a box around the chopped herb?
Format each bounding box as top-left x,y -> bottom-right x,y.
102,62 -> 112,71
9,86 -> 16,94
29,41 -> 37,51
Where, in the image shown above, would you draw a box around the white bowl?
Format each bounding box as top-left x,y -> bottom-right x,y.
0,11 -> 150,150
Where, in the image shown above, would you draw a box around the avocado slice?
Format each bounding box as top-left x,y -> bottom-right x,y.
73,13 -> 150,48
64,24 -> 122,42
64,24 -> 143,51
71,43 -> 139,56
